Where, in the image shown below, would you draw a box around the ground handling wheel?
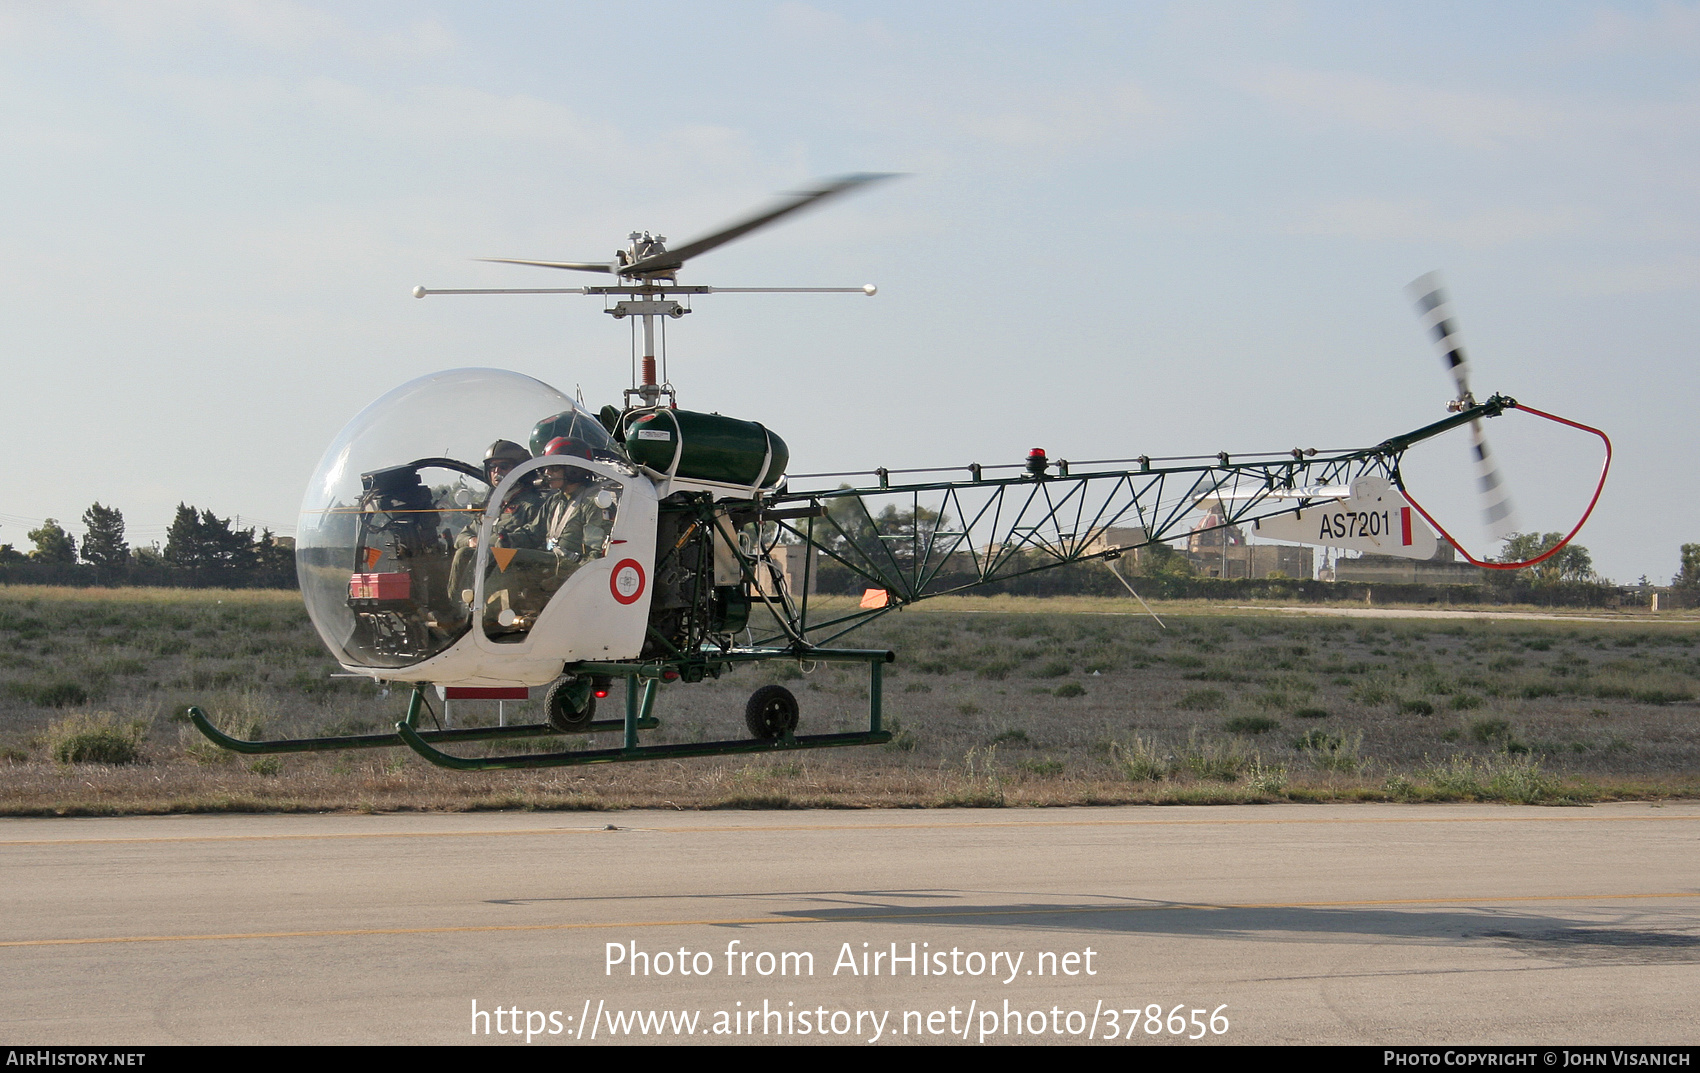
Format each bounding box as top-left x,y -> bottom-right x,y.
544,676 -> 596,733
744,685 -> 799,740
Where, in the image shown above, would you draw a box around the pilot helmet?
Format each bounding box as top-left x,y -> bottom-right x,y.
543,435 -> 592,460
542,437 -> 593,486
482,439 -> 530,483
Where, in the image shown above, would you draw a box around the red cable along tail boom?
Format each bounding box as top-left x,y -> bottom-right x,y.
1397,402 -> 1611,571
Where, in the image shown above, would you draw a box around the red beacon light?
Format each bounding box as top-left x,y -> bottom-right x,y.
1025,448 -> 1049,476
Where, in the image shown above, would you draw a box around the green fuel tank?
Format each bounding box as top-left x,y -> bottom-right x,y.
619,408 -> 789,489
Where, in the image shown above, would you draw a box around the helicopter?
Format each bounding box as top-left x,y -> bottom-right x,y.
190,176 -> 1611,772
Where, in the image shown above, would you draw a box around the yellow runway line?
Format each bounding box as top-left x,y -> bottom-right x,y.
2,810 -> 1699,848
3,891 -> 1697,949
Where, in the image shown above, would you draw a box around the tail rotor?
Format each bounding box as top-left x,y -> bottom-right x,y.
1406,272 -> 1521,540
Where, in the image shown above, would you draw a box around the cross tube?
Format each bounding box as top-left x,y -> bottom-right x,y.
392,649 -> 894,771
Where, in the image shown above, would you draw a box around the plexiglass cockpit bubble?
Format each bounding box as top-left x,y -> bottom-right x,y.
297,368 -> 613,670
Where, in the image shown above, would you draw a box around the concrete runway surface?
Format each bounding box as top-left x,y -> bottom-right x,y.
3,803 -> 1697,1046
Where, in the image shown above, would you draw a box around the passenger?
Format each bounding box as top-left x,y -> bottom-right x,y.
485,440 -> 548,548
456,440 -> 546,551
449,439 -> 544,605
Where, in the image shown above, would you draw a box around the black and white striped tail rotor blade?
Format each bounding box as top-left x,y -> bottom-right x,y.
1407,272 -> 1521,539
1407,271 -> 1473,406
1469,419 -> 1521,539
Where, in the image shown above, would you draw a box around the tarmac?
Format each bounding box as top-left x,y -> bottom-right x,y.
4,803 -> 1697,1045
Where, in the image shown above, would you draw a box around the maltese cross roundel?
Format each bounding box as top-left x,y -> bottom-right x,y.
610,559 -> 646,604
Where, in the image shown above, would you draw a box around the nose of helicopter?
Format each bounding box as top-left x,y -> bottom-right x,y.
297,368 -> 613,672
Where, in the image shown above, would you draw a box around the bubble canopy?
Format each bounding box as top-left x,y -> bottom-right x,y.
297,368 -> 613,670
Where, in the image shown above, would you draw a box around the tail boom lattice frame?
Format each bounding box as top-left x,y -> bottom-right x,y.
757,397 -> 1531,644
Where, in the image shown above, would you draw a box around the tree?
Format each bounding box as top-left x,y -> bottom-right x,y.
1673,544 -> 1700,589
254,528 -> 295,578
819,498 -> 949,568
164,504 -> 258,580
80,503 -> 130,569
163,505 -> 206,573
1137,540 -> 1195,578
808,496 -> 976,594
201,513 -> 258,572
27,519 -> 76,564
870,503 -> 953,567
1498,532 -> 1596,585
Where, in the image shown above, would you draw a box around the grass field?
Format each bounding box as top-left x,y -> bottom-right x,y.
1,586 -> 1697,813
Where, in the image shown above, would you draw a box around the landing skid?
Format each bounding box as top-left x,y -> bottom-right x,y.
186,690 -> 657,755
396,648 -> 894,771
188,647 -> 893,770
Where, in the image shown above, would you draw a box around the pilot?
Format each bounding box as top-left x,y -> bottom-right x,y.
537,437 -> 612,577
483,438 -> 612,628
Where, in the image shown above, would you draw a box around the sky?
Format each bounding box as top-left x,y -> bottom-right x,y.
1,1 -> 1695,583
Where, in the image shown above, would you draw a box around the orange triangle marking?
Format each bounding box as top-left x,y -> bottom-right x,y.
363,547 -> 382,569
859,588 -> 889,609
491,547 -> 517,572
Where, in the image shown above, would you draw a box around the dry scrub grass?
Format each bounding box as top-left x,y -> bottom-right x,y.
2,589 -> 1698,813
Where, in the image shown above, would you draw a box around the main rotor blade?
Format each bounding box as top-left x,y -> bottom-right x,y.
478,258 -> 615,273
1407,271 -> 1472,402
621,173 -> 899,277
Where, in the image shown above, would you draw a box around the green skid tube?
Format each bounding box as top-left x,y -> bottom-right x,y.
188,691 -> 656,756
394,725 -> 893,771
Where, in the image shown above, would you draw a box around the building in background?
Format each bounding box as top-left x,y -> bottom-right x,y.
763,544 -> 816,597
1181,513 -> 1314,580
1332,542 -> 1486,585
